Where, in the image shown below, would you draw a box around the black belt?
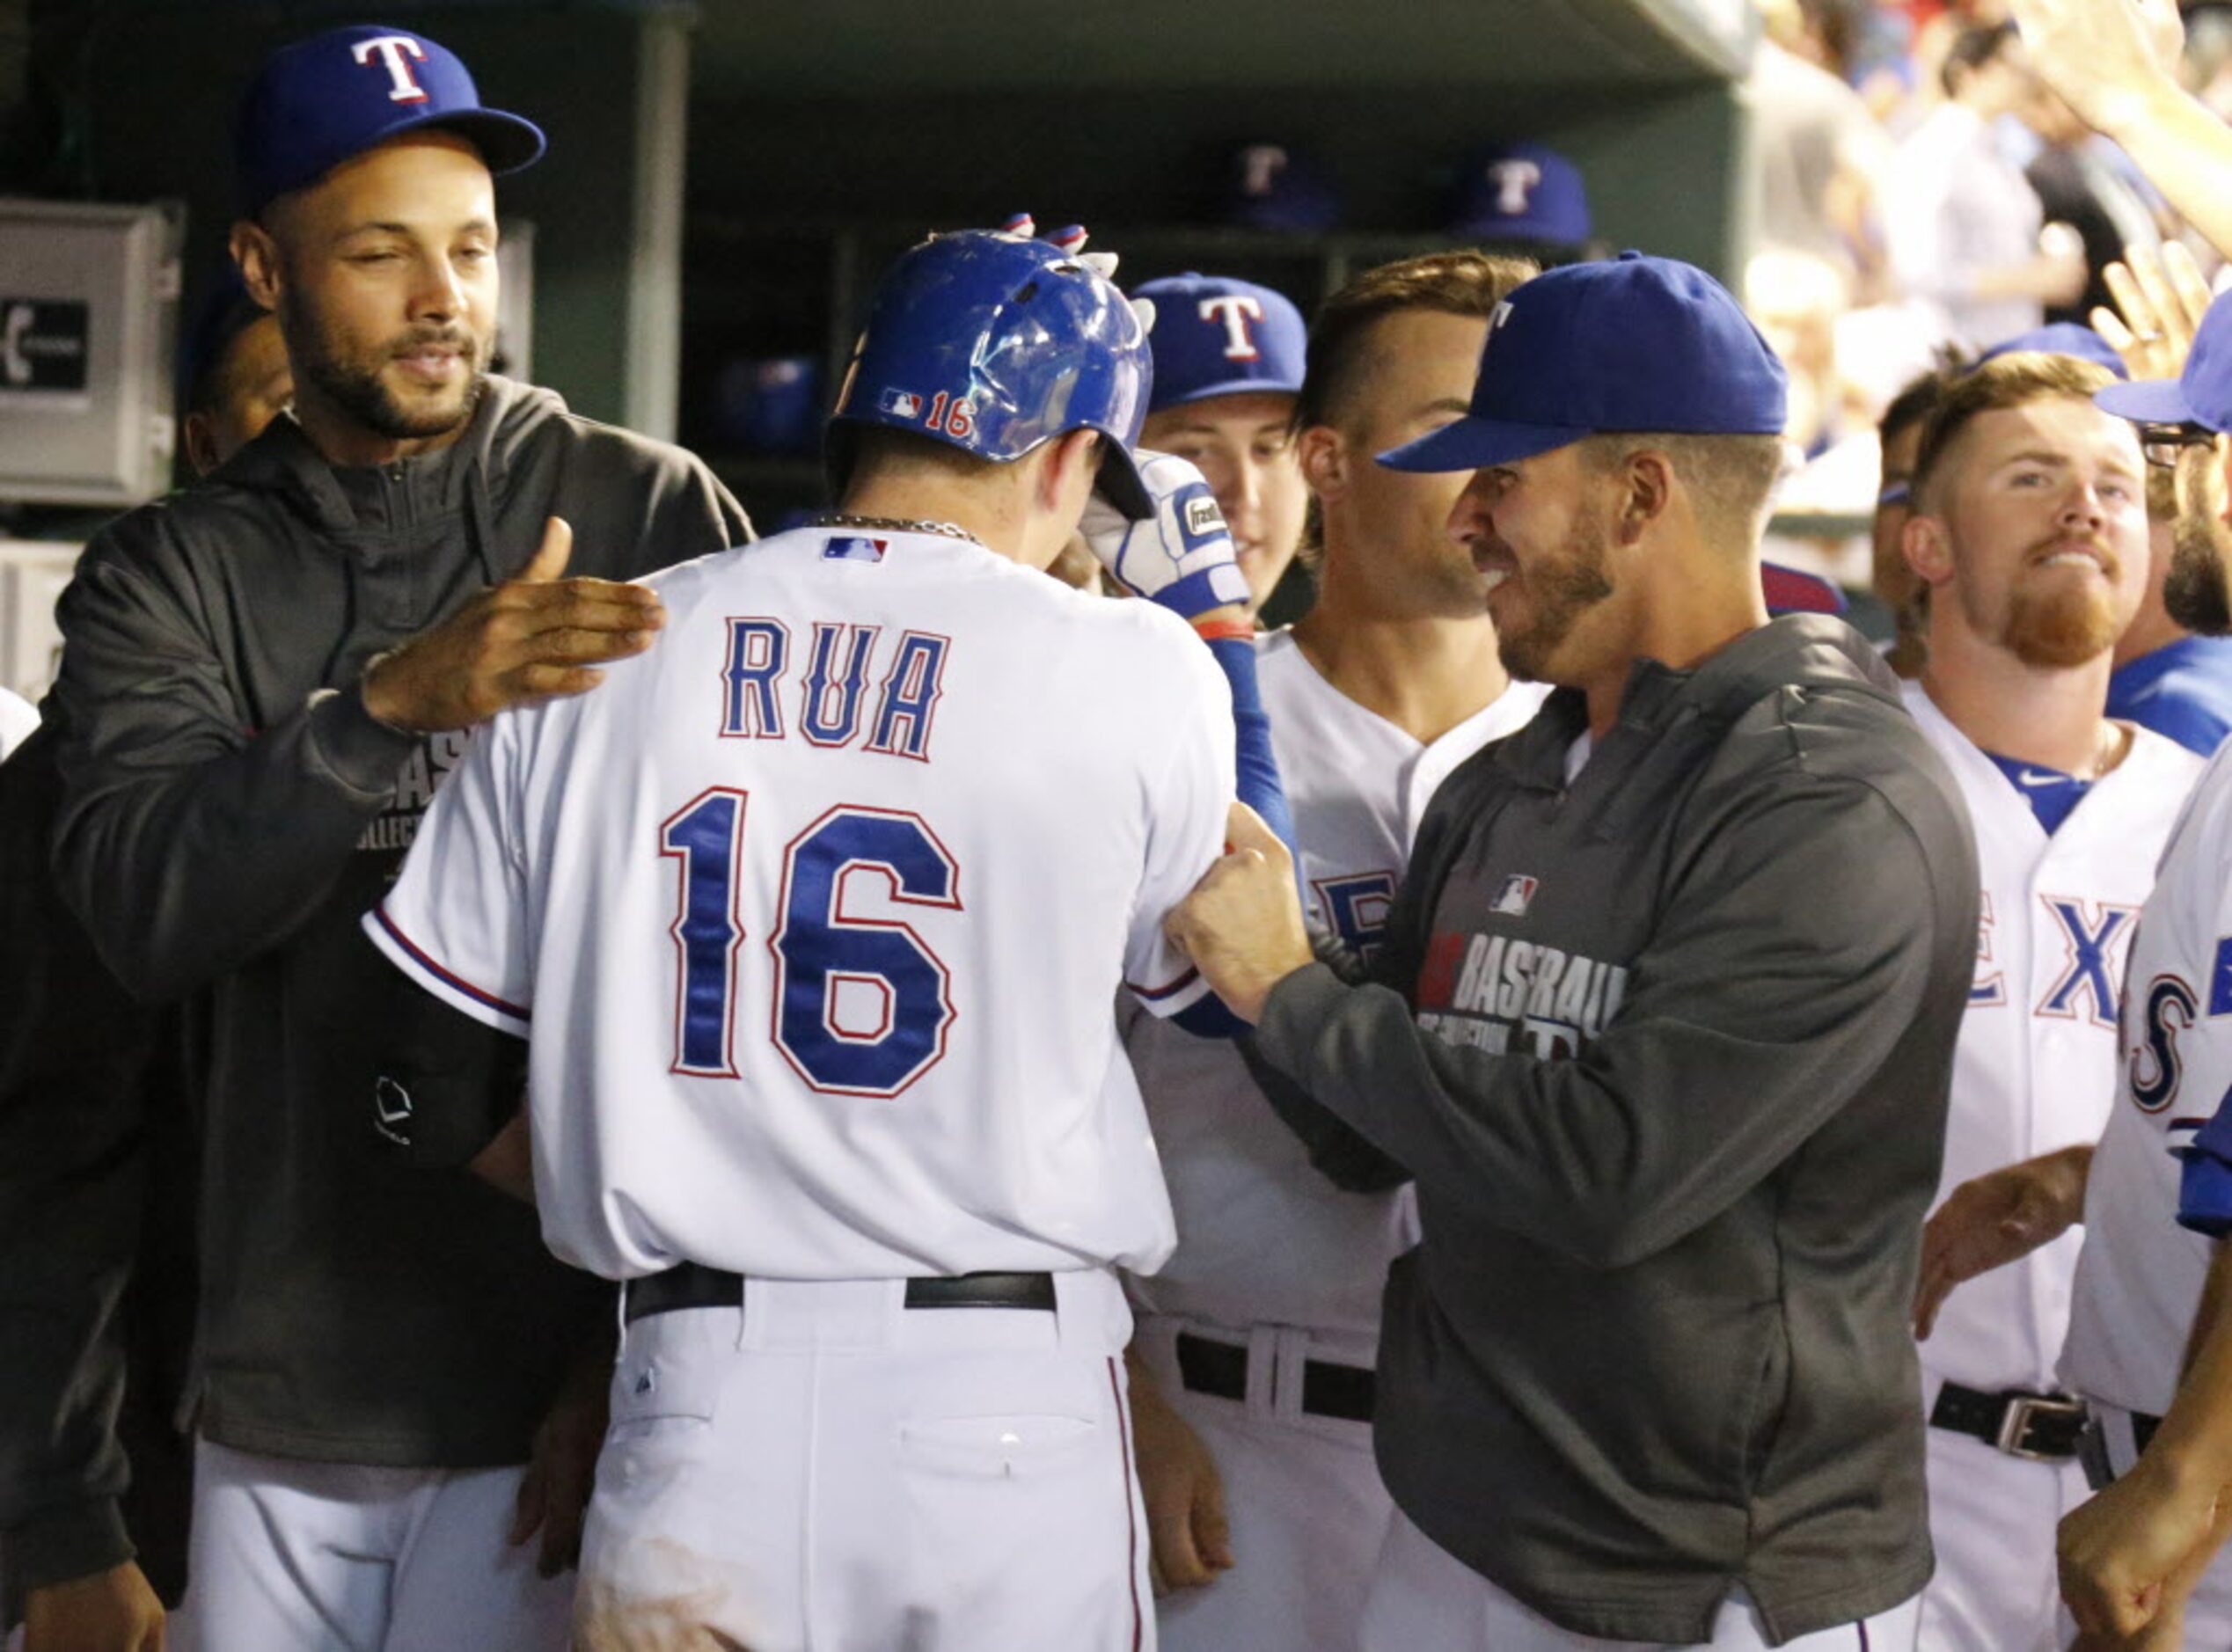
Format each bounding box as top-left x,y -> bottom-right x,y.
625,1261 -> 1057,1326
1174,1330 -> 1376,1424
1928,1381 -> 2087,1460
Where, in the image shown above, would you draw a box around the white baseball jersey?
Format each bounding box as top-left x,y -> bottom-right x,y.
367,525 -> 1233,1283
1125,630 -> 1550,1338
1903,683 -> 2201,1393
2062,735 -> 2232,1415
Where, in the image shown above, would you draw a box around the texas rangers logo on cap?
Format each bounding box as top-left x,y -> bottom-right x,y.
233,23 -> 546,216
1131,274 -> 1308,414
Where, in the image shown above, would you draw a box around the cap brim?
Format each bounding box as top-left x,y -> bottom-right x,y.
2096,376 -> 2200,427
1153,376 -> 1305,411
1095,441 -> 1156,521
405,107 -> 546,176
1378,415 -> 1592,473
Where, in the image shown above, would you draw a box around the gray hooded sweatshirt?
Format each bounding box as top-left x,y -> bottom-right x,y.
1252,616 -> 1979,1644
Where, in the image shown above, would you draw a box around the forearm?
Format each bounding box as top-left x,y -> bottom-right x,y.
2146,1243 -> 2232,1495
2090,78 -> 2232,259
54,683 -> 411,998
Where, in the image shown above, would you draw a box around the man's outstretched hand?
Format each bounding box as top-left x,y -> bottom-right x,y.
362,517 -> 665,734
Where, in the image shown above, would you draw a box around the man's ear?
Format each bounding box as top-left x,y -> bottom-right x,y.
1614,449 -> 1676,545
230,219 -> 283,314
1043,426 -> 1103,511
1903,509 -> 1956,587
183,411 -> 221,480
1298,425 -> 1346,504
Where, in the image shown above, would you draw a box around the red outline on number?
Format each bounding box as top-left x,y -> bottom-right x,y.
800,623 -> 882,749
767,804 -> 962,1099
718,617 -> 789,742
661,786 -> 750,1079
864,629 -> 952,764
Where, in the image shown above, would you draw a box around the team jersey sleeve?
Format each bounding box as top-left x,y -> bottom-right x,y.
1123,633 -> 1238,1019
362,713 -> 534,1040
2179,1107 -> 2232,1237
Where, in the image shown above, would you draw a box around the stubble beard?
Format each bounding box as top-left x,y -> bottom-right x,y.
1494,519 -> 1616,683
2166,451 -> 2232,635
280,287 -> 485,446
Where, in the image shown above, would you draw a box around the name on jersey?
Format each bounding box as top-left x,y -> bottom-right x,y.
357,731 -> 471,853
720,617 -> 949,762
1412,928 -> 1630,1060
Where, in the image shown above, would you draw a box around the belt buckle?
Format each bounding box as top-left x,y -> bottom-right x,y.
1997,1393 -> 2085,1461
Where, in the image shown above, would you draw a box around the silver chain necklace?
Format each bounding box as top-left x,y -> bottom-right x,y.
812,511 -> 980,544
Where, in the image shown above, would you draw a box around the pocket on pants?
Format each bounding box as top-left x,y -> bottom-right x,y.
605,1318 -> 727,1447
899,1413 -> 1101,1480
895,1405 -> 1139,1648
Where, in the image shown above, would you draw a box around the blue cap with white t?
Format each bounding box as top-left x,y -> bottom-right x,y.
1448,143 -> 1592,247
1379,251 -> 1788,473
236,24 -> 545,216
2096,288 -> 2232,432
1133,274 -> 1308,413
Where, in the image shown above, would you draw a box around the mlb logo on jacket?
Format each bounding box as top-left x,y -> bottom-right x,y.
823,536 -> 888,564
1492,874 -> 1538,916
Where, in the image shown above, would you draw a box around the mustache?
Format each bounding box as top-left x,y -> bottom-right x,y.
2025,533 -> 2119,574
386,328 -> 477,360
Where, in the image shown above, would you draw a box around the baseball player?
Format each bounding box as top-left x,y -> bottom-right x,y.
45,25 -> 752,1650
1895,349 -> 2200,1651
2045,287 -> 2232,1645
1121,249 -> 1548,1651
1132,273 -> 1312,613
1166,252 -> 1980,1649
365,225 -> 1245,1650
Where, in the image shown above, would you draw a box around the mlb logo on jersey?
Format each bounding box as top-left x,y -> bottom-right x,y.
1492,874 -> 1538,916
878,388 -> 923,420
822,537 -> 889,564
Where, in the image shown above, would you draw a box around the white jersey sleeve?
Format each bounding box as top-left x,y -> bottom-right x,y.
365,716 -> 533,1041
1123,637 -> 1234,1019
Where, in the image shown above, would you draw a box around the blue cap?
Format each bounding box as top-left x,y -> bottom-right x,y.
1449,143 -> 1591,246
1379,252 -> 1789,473
2097,288 -> 2232,432
1133,274 -> 1307,413
1976,323 -> 2129,380
236,25 -> 545,216
1225,143 -> 1343,233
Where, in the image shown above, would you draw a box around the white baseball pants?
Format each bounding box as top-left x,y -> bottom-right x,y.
168,1437 -> 569,1652
1914,1422 -> 2086,1652
574,1268 -> 1152,1651
1134,1316 -> 1394,1652
1357,1507 -> 1922,1652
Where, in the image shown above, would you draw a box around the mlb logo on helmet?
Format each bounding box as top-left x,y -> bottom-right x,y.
1492,875 -> 1539,917
879,389 -> 924,420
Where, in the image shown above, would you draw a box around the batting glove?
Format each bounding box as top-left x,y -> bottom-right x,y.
1079,450 -> 1250,619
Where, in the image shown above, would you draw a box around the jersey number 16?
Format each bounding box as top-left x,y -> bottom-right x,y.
661,788 -> 960,1098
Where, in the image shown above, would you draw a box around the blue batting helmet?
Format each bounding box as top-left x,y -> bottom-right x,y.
826,229 -> 1157,519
